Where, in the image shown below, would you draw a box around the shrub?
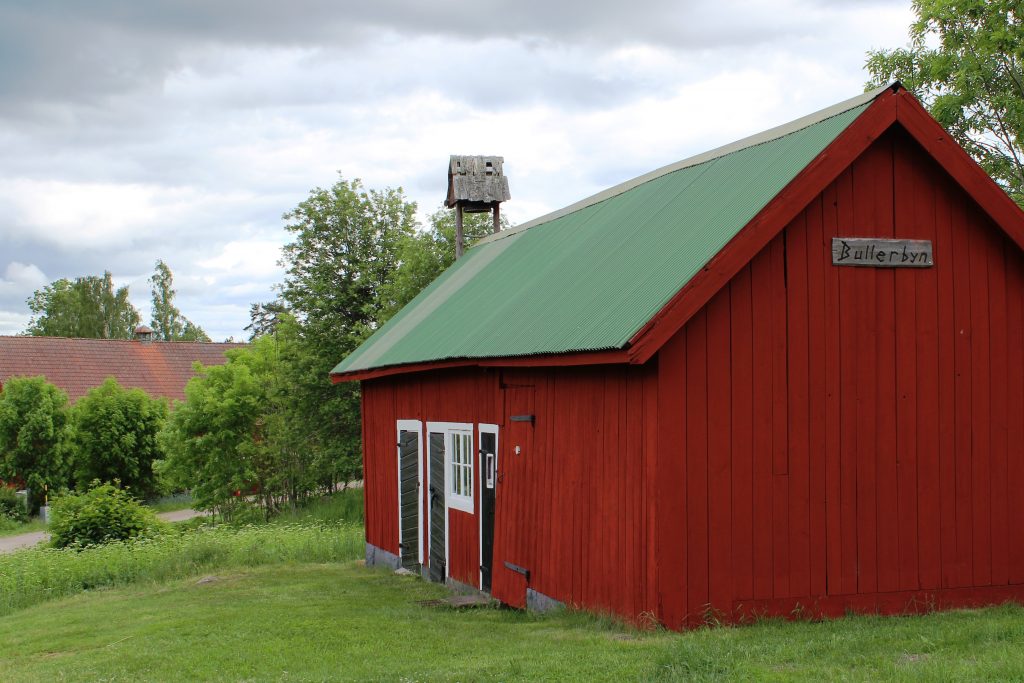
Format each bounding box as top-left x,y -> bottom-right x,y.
49,483 -> 164,549
0,488 -> 27,524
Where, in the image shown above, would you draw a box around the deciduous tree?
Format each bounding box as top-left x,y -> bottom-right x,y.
278,176 -> 417,483
0,376 -> 70,510
26,272 -> 141,339
69,378 -> 168,499
149,260 -> 210,341
866,0 -> 1024,204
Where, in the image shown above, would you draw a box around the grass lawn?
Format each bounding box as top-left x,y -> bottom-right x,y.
2,561 -> 1024,682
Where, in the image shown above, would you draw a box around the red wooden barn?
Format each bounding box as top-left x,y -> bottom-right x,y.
331,83 -> 1024,629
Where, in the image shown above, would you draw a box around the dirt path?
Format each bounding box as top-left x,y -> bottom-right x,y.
0,509 -> 208,554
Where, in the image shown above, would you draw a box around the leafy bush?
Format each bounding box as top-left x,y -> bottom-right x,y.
0,521 -> 363,615
49,483 -> 164,549
0,488 -> 27,524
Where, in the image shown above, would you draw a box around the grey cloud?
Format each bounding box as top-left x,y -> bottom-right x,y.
0,0 -> 846,118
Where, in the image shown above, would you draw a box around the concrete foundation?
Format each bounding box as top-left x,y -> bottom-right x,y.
527,588 -> 565,613
365,542 -> 401,570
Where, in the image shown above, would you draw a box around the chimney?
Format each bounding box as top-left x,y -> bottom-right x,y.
134,325 -> 154,343
444,155 -> 511,259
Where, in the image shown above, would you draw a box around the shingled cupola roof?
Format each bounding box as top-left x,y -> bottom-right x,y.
445,155 -> 511,212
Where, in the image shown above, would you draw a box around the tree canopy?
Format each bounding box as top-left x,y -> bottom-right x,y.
277,176 -> 418,483
149,260 -> 210,341
26,272 -> 141,339
866,0 -> 1024,204
69,378 -> 168,499
245,299 -> 289,341
160,336 -> 338,517
159,342 -> 278,517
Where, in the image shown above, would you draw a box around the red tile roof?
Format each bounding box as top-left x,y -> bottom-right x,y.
0,336 -> 248,403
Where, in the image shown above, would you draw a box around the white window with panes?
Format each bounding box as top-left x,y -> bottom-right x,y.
447,428 -> 474,512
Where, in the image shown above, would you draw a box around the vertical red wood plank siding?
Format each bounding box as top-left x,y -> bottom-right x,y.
873,135 -> 901,595
935,167 -> 959,589
786,212 -> 811,599
951,193 -> 975,588
835,167 -> 861,595
769,235 -> 790,598
750,246 -> 776,600
622,370 -> 638,618
893,136 -> 921,592
804,195 -> 829,598
908,138 -> 941,591
642,361 -> 660,617
989,231 -> 1009,587
821,178 -> 849,596
852,149 -> 879,595
657,329 -> 687,627
730,265 -> 755,601
707,288 -> 733,617
356,127 -> 1024,628
1006,245 -> 1024,584
968,208 -> 993,587
685,311 -> 710,624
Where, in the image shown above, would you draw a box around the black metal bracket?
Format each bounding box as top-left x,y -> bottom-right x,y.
510,415 -> 535,424
504,561 -> 530,582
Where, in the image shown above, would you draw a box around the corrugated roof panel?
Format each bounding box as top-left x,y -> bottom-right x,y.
333,94 -> 876,375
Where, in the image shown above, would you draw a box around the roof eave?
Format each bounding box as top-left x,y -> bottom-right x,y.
330,347 -> 632,383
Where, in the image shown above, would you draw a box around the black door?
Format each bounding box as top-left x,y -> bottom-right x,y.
397,429 -> 419,570
479,430 -> 497,592
428,431 -> 446,583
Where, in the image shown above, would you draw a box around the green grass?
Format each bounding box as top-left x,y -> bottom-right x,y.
0,517 -> 47,538
0,522 -> 363,616
1,562 -> 1024,682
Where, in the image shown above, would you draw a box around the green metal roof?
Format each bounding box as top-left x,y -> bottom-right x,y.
333,88 -> 884,376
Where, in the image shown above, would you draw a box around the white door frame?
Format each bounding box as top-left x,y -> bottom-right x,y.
426,421 -> 473,579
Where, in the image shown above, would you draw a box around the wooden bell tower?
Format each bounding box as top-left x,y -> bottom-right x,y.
445,155 -> 511,259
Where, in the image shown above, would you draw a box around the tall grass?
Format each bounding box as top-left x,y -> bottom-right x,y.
145,491 -> 195,513
272,488 -> 365,525
0,521 -> 363,616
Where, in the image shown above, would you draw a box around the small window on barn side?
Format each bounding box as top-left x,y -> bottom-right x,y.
449,429 -> 474,512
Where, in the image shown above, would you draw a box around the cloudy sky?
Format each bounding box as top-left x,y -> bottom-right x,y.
0,0 -> 914,341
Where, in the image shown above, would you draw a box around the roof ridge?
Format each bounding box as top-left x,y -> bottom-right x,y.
475,83 -> 893,248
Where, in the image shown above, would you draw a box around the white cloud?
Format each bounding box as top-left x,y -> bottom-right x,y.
196,239 -> 284,280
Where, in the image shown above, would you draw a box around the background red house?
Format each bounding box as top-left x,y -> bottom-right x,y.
332,83 -> 1024,629
0,331 -> 245,403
